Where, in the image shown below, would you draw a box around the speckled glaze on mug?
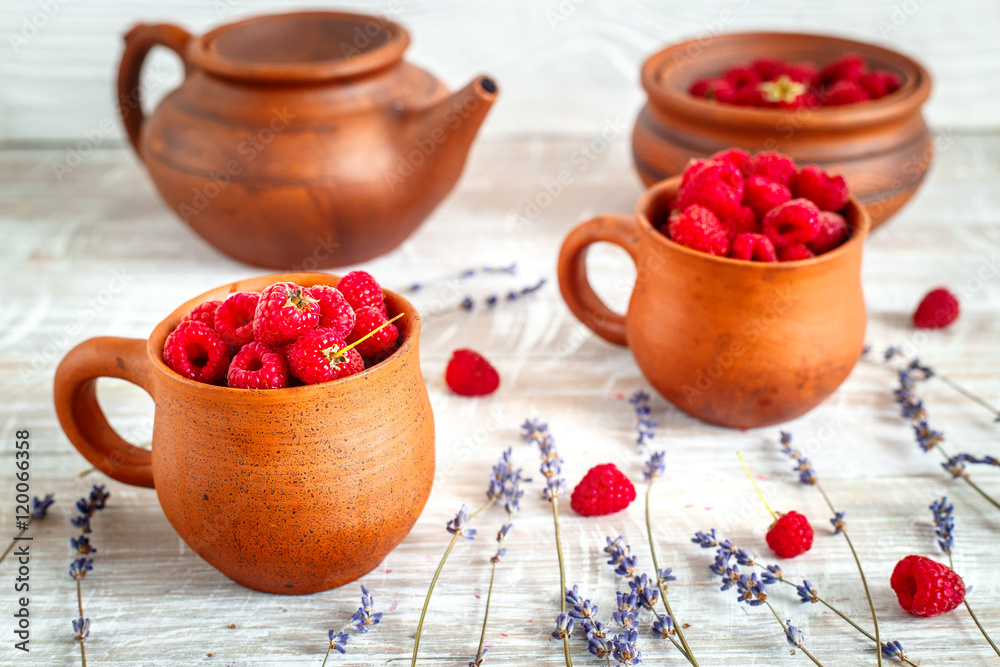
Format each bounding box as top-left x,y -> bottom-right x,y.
53,273 -> 434,594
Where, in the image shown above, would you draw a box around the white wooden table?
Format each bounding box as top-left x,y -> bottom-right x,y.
1,135 -> 999,666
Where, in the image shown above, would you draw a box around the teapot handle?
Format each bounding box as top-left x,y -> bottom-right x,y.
117,23 -> 192,160
557,213 -> 642,346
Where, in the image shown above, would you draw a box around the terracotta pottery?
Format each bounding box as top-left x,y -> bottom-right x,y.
557,177 -> 869,428
117,12 -> 497,269
632,32 -> 932,228
53,273 -> 434,594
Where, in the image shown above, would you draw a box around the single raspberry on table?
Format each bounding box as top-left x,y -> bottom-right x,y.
762,198 -> 820,249
778,245 -> 816,262
720,205 -> 759,239
890,555 -> 966,617
808,211 -> 850,255
346,306 -> 399,359
181,300 -> 222,329
227,341 -> 288,389
253,282 -> 320,347
676,160 -> 744,220
306,285 -> 356,338
445,349 -> 500,397
765,510 -> 814,558
819,54 -> 865,86
730,233 -> 777,262
749,151 -> 798,188
337,271 -> 387,315
860,70 -> 902,99
162,321 -> 230,384
214,292 -> 260,347
710,148 -> 753,177
570,463 -> 636,517
743,175 -> 792,218
913,288 -> 960,329
286,328 -> 365,385
824,80 -> 869,106
667,205 -> 730,256
796,165 -> 850,212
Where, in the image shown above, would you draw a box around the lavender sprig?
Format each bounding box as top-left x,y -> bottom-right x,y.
459,278 -> 547,312
927,497 -> 1000,657
321,585 -> 383,665
778,431 -> 882,666
693,529 -> 917,666
887,351 -> 1000,513
405,263 -> 518,293
628,391 -> 699,666
0,493 -> 54,566
876,347 -> 1000,421
522,419 -> 572,667
70,485 -> 109,667
412,449 -> 514,667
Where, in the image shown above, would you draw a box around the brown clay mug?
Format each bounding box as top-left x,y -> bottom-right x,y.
53,273 -> 434,594
557,178 -> 869,428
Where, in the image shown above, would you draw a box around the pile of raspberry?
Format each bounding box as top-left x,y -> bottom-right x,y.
660,148 -> 852,262
689,55 -> 902,109
161,271 -> 400,389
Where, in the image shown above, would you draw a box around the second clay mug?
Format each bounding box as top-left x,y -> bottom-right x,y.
53,273 -> 434,594
557,178 -> 869,428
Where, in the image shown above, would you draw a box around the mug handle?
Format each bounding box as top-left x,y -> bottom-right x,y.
117,23 -> 192,159
53,337 -> 156,488
557,213 -> 642,346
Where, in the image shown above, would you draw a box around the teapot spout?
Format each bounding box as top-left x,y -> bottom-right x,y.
408,75 -> 498,167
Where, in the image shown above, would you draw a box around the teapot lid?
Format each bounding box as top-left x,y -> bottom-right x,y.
187,11 -> 410,83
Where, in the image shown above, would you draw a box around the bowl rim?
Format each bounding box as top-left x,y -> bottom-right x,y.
146,272 -> 419,397
186,10 -> 411,83
634,175 -> 872,269
640,31 -> 932,131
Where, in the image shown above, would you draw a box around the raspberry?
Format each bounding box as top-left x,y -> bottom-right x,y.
731,86 -> 765,107
780,61 -> 818,86
710,148 -> 753,177
825,80 -> 869,106
890,555 -> 966,617
337,271 -> 387,316
751,58 -> 785,81
762,198 -> 820,249
676,160 -> 744,220
723,66 -> 760,89
913,288 -> 960,329
689,78 -> 736,103
778,245 -> 815,262
743,175 -> 792,218
444,349 -> 500,397
162,321 -> 230,384
345,306 -> 399,359
570,463 -> 636,517
749,152 -> 797,188
286,328 -> 364,385
253,282 -> 320,347
306,285 -> 356,338
808,211 -> 850,255
667,205 -> 730,256
819,54 -> 865,86
720,205 -> 759,239
227,341 -> 288,389
860,70 -> 902,99
182,300 -> 221,329
796,165 -> 850,212
730,233 -> 777,262
213,292 -> 259,347
765,511 -> 814,558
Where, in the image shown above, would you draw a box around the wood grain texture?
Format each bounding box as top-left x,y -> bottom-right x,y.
0,135 -> 999,665
2,0 -> 1000,144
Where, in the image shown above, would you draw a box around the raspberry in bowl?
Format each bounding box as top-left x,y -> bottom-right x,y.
53,272 -> 433,594
632,32 -> 932,228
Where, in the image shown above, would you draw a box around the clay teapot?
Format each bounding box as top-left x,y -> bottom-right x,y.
117,11 -> 497,269
53,273 -> 434,594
